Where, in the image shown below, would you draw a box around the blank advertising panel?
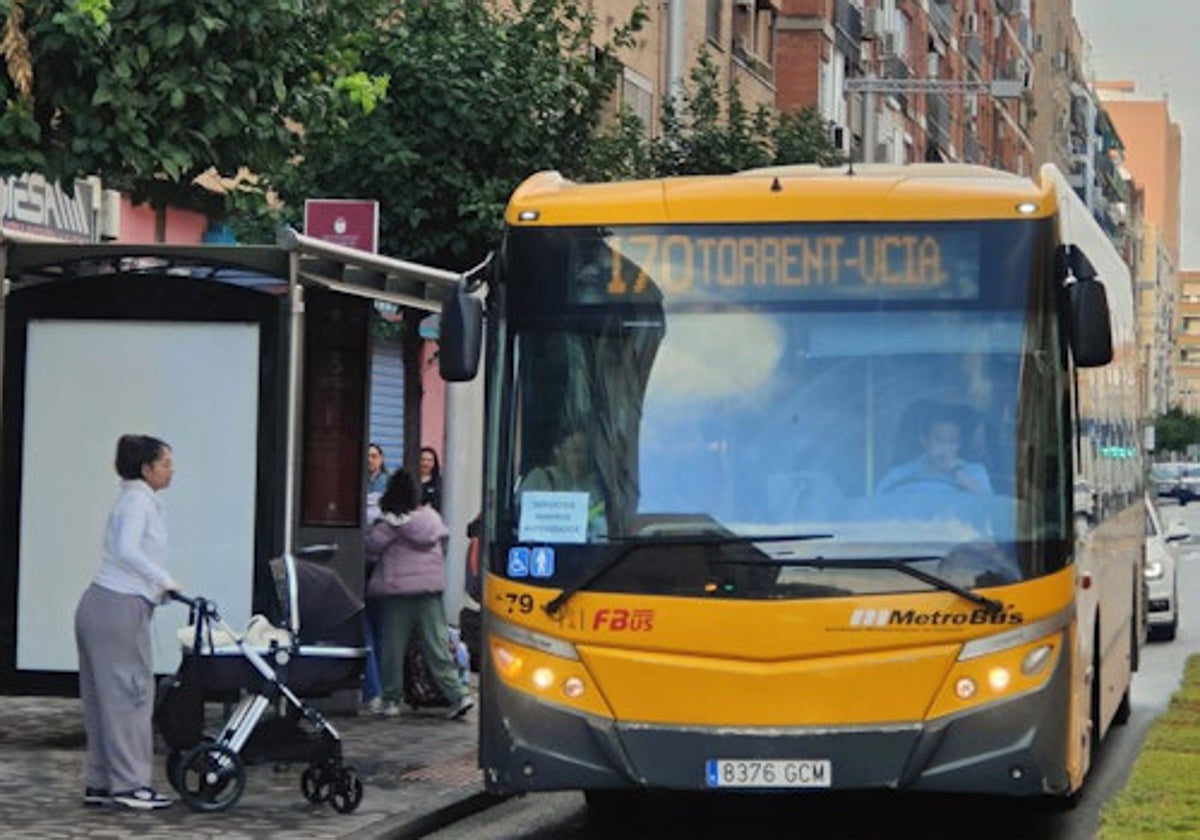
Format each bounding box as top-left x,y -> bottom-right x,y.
18,320 -> 259,673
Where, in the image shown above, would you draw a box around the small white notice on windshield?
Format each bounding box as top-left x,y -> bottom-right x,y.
519,491 -> 589,544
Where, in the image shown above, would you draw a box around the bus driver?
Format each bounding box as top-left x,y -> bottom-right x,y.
877,407 -> 992,495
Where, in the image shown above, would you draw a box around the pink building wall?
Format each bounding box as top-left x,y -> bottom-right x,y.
420,341 -> 446,463
118,197 -> 208,244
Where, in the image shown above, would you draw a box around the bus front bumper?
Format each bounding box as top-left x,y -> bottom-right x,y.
479,647 -> 1072,798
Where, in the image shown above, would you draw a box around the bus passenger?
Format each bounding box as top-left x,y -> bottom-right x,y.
877,408 -> 992,495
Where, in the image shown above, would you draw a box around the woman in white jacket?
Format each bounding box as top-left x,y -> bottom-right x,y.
75,434 -> 180,811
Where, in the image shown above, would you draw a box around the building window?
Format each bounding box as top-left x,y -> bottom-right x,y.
622,68 -> 654,136
707,0 -> 721,43
732,0 -> 776,76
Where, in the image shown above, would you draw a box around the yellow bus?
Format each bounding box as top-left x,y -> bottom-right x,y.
441,163 -> 1144,808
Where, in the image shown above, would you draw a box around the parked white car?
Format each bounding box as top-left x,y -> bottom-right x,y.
1146,495 -> 1191,641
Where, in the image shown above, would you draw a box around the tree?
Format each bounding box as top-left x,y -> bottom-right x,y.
265,0 -> 647,268
268,9 -> 838,269
1154,406 -> 1200,456
0,0 -> 385,210
648,48 -> 840,177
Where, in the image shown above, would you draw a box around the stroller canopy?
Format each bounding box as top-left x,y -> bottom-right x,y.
268,556 -> 364,647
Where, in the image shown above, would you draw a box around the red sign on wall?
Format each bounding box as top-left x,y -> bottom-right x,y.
304,199 -> 379,253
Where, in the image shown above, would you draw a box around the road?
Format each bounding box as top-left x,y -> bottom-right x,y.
426,500 -> 1200,839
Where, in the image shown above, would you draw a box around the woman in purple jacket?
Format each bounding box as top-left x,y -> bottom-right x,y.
366,468 -> 473,719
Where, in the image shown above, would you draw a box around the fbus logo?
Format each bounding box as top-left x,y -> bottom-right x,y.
591,608 -> 655,631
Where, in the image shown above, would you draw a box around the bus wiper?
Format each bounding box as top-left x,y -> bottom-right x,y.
735,555 -> 1004,614
542,533 -> 832,617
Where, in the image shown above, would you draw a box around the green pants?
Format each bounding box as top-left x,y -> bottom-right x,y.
378,593 -> 463,707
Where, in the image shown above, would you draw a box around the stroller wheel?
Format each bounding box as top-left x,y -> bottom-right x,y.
330,767 -> 364,814
167,737 -> 213,794
178,743 -> 246,812
301,764 -> 334,804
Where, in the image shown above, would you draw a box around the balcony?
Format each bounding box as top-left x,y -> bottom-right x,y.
929,0 -> 953,41
963,34 -> 984,70
881,54 -> 911,112
834,0 -> 863,64
964,132 -> 982,164
926,92 -> 950,147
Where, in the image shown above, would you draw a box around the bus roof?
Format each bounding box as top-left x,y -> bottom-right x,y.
505,163 -> 1057,227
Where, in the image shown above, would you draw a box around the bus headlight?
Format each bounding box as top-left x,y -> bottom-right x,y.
1145,559 -> 1165,581
488,634 -> 614,718
1021,644 -> 1053,676
929,632 -> 1061,719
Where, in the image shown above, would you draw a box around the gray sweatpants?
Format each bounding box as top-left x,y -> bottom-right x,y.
75,583 -> 155,793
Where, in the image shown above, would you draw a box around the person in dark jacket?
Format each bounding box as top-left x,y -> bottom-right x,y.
365,468 -> 471,719
418,446 -> 442,511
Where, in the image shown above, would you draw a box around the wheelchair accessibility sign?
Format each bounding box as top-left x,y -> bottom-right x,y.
507,546 -> 555,579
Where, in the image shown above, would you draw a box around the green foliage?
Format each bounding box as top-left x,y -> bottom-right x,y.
266,7 -> 838,268
649,49 -> 840,176
268,0 -> 648,268
1154,406 -> 1200,455
0,0 -> 385,207
1099,656 -> 1200,839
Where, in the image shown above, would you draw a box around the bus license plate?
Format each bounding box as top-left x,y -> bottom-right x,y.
705,759 -> 832,788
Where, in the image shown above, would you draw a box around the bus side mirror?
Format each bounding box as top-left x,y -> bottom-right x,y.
439,281 -> 484,382
1059,245 -> 1112,368
1068,278 -> 1113,368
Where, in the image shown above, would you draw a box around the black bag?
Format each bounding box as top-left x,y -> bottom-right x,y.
403,632 -> 451,708
153,658 -> 205,751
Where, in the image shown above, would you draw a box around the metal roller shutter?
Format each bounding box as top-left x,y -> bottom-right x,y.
368,334 -> 405,473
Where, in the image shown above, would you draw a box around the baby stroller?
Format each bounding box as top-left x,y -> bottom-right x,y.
154,547 -> 367,813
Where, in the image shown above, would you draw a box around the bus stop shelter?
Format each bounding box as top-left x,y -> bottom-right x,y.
0,227 -> 483,694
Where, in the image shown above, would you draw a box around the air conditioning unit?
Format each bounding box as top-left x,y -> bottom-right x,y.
99,189 -> 122,240
863,7 -> 889,40
879,32 -> 897,56
1051,51 -> 1069,71
965,95 -> 979,119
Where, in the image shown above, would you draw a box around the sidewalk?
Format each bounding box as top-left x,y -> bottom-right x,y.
0,692 -> 489,839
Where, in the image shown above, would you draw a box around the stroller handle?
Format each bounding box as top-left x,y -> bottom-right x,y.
168,591 -> 218,619
167,590 -> 195,607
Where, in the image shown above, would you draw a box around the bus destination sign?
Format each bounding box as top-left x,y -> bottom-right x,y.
571,224 -> 981,305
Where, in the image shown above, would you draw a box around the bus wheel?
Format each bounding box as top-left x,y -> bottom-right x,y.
1113,686 -> 1132,727
584,790 -> 632,829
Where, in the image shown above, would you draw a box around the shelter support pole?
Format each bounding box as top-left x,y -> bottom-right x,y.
442,373 -> 485,623
284,254 -> 305,559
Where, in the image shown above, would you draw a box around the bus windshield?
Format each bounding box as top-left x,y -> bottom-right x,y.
500,219 -> 1069,598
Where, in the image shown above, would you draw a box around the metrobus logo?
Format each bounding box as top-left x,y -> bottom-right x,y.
850,606 -> 1024,628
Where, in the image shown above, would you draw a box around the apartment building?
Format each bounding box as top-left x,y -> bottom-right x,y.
1177,271 -> 1200,413
1096,81 -> 1183,414
590,1 -> 779,136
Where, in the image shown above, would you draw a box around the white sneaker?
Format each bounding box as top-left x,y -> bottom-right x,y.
111,787 -> 172,810
382,701 -> 402,717
363,696 -> 383,716
446,695 -> 474,719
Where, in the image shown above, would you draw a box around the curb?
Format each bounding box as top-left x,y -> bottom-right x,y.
362,789 -> 510,840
